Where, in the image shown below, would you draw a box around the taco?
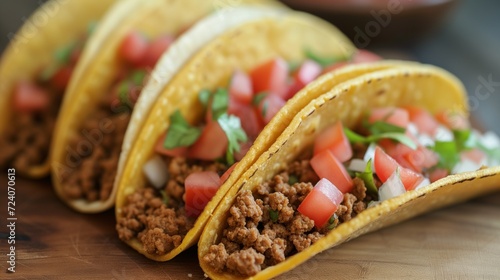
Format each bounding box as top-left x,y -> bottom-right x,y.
50,0 -> 281,213
198,62 -> 500,279
114,8 -> 362,261
0,0 -> 116,177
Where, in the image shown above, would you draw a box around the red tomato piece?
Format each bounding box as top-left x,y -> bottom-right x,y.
188,121 -> 228,160
435,111 -> 470,130
298,178 -> 343,229
142,35 -> 175,68
403,146 -> 439,173
51,66 -> 73,91
374,146 -> 424,191
352,49 -> 382,63
229,99 -> 263,140
310,150 -> 353,193
405,106 -> 440,135
229,70 -> 253,105
313,122 -> 353,162
256,94 -> 286,124
13,81 -> 50,113
220,162 -> 238,183
119,31 -> 148,66
184,171 -> 221,217
250,58 -> 289,98
368,107 -> 409,128
429,168 -> 449,183
154,133 -> 188,157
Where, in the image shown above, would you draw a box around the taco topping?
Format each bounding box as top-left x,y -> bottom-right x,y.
202,106 -> 500,277
116,53 -> 370,255
0,25 -> 93,173
61,30 -> 175,202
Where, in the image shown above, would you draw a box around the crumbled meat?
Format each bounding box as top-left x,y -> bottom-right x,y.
226,248 -> 265,276
0,90 -> 59,174
203,158 -> 372,277
61,103 -> 130,202
117,158 -> 225,256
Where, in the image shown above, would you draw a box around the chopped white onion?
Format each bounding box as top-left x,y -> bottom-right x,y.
363,143 -> 377,170
367,201 -> 380,208
143,155 -> 169,189
452,159 -> 482,174
348,159 -> 367,173
378,170 -> 406,201
417,133 -> 435,147
415,178 -> 430,190
407,123 -> 419,137
480,131 -> 500,150
434,125 -> 454,142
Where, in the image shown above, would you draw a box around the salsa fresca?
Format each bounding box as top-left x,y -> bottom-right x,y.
116,50 -> 382,256
61,30 -> 175,202
0,23 -> 95,174
201,106 -> 500,277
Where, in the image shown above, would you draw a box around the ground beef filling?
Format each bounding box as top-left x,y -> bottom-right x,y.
61,103 -> 130,202
0,89 -> 60,173
203,160 -> 371,277
116,157 -> 226,256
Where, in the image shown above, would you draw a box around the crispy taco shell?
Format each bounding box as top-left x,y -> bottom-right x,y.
115,9 -> 356,261
51,0 -> 279,213
0,0 -> 116,178
198,63 -> 500,279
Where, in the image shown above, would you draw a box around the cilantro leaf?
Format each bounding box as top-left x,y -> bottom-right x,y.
288,60 -> 301,73
211,88 -> 229,120
198,89 -> 211,107
269,209 -> 279,223
160,190 -> 169,206
367,120 -> 405,135
305,48 -> 345,67
218,113 -> 248,165
118,81 -> 132,107
432,141 -> 460,170
55,42 -> 76,64
252,92 -> 268,106
327,214 -> 338,230
344,127 -> 417,150
164,110 -> 202,149
355,159 -> 378,199
453,129 -> 474,151
131,70 -> 146,86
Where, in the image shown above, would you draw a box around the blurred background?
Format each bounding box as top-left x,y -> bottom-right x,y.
0,0 -> 499,133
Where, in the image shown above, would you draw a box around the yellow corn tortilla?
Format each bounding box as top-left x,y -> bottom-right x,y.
115,9 -> 358,261
198,63 -> 500,279
0,0 -> 116,178
50,0 -> 280,213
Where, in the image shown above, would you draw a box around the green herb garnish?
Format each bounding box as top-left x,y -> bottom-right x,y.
163,110 -> 202,149
118,81 -> 131,107
252,92 -> 268,106
198,89 -> 211,107
217,113 -> 248,165
305,48 -> 344,67
344,127 -> 417,150
354,159 -> 378,198
288,60 -> 301,73
269,209 -> 279,223
131,70 -> 146,86
366,120 -> 406,135
431,141 -> 460,171
327,214 -> 338,230
211,88 -> 229,120
160,190 -> 169,206
54,42 -> 76,64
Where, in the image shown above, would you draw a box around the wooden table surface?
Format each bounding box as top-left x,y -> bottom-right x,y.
1,176 -> 499,280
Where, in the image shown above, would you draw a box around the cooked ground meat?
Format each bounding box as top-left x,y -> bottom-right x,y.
202,159 -> 370,277
116,156 -> 226,256
0,87 -> 60,174
61,103 -> 130,202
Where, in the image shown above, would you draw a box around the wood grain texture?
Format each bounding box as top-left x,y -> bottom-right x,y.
1,176 -> 499,279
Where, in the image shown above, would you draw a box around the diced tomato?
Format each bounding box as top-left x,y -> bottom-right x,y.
403,146 -> 439,173
188,121 -> 228,160
435,111 -> 470,130
374,146 -> 424,191
250,58 -> 289,99
13,81 -> 50,113
368,107 -> 409,128
154,133 -> 188,157
229,70 -> 253,104
119,31 -> 148,66
285,60 -> 322,100
221,162 -> 238,183
429,168 -> 449,183
142,35 -> 175,68
234,141 -> 252,162
322,61 -> 349,74
298,178 -> 343,229
184,171 -> 221,217
314,122 -> 352,162
352,49 -> 382,63
310,150 -> 353,193
461,148 -> 486,164
229,100 -> 263,139
256,94 -> 286,124
405,106 -> 440,135
51,66 -> 73,91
